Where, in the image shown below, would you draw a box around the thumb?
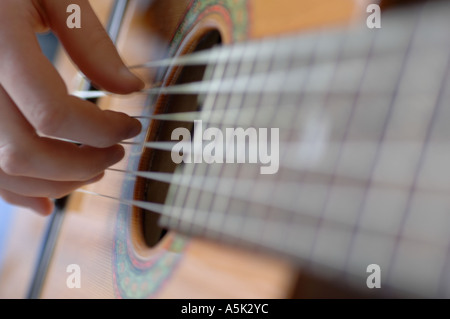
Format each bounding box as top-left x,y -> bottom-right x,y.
41,0 -> 144,94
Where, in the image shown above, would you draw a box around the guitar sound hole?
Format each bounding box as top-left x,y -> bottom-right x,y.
138,30 -> 222,248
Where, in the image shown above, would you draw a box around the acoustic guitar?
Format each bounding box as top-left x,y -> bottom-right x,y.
1,0 -> 449,299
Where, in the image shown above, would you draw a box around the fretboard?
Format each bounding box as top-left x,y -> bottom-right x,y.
157,1 -> 450,297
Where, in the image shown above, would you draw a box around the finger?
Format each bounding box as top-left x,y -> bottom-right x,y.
0,169 -> 104,199
0,87 -> 126,181
0,4 -> 141,148
0,138 -> 125,181
0,189 -> 54,216
0,38 -> 141,148
40,0 -> 144,94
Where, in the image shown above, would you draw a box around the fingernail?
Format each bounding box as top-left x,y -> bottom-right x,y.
125,118 -> 142,140
87,173 -> 105,184
37,200 -> 54,217
111,145 -> 125,164
120,67 -> 145,91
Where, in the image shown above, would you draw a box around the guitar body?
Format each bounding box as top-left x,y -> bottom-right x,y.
5,0 -> 422,299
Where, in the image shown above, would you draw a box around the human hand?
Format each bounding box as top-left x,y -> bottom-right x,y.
0,0 -> 144,215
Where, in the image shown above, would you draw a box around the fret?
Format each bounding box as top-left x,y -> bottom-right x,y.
262,81 -> 310,252
160,47 -> 229,229
341,6 -> 421,287
198,164 -> 223,235
228,58 -> 277,244
178,44 -> 244,235
236,35 -> 302,246
188,45 -> 247,237
185,48 -> 239,230
207,41 -> 270,242
258,30 -> 337,255
227,38 -> 292,248
297,26 -> 359,273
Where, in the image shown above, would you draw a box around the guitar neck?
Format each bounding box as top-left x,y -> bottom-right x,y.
154,1 -> 450,297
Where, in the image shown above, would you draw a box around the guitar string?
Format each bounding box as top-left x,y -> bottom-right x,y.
124,91 -> 434,123
166,43 -> 234,233
75,173 -> 450,252
72,48 -> 434,100
117,138 -> 450,181
67,56 -> 450,228
166,39 -> 241,234
73,1 -> 449,107
73,6 -> 448,76
72,7 -> 449,101
68,7 -> 447,181
126,30 -> 376,69
75,187 -> 379,258
66,15 -> 450,223
78,179 -> 450,292
126,29 -> 448,71
104,166 -> 450,205
189,34 -> 299,239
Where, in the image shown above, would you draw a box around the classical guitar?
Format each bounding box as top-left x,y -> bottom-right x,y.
1,0 -> 450,299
